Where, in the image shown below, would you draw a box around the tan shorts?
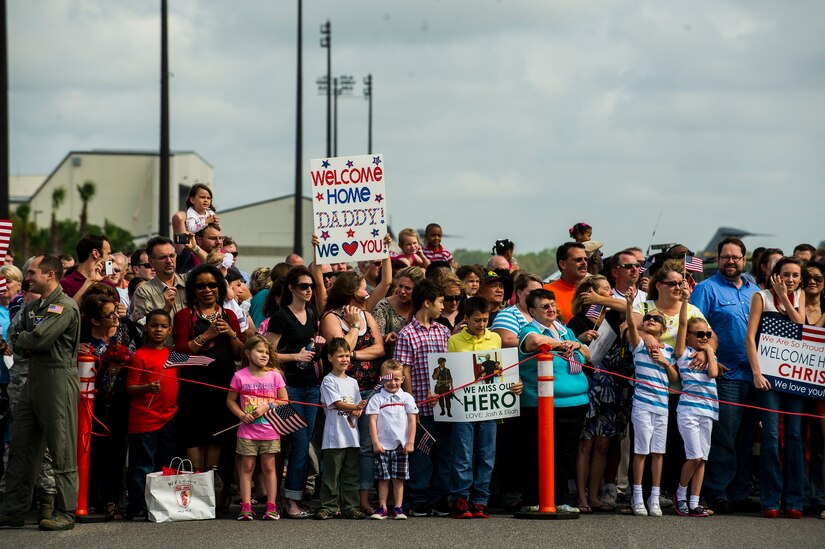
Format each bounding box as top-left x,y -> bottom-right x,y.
236,437 -> 281,456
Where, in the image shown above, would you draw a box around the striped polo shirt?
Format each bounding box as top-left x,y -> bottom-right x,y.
676,348 -> 719,420
630,340 -> 673,416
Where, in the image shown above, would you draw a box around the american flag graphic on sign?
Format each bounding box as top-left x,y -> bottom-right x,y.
762,315 -> 825,345
164,350 -> 214,368
264,403 -> 308,435
684,254 -> 703,273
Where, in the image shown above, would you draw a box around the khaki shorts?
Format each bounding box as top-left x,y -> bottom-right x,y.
236,437 -> 281,456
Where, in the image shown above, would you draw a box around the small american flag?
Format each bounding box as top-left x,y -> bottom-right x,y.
164,350 -> 214,368
585,304 -> 603,322
264,403 -> 308,435
416,426 -> 436,456
684,254 -> 703,273
568,358 -> 584,375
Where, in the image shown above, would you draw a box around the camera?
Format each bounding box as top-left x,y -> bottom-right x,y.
174,233 -> 189,245
104,260 -> 114,276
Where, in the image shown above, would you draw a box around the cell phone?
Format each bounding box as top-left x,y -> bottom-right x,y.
104,260 -> 114,276
174,233 -> 189,245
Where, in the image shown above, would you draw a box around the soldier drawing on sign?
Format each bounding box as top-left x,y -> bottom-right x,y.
432,357 -> 458,417
475,353 -> 502,384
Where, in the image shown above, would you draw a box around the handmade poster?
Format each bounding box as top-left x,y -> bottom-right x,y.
427,349 -> 520,423
757,315 -> 825,400
310,154 -> 387,264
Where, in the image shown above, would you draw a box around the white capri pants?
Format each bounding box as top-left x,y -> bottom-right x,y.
677,412 -> 713,460
631,406 -> 668,455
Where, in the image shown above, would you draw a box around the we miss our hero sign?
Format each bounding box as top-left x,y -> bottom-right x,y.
310,154 -> 388,265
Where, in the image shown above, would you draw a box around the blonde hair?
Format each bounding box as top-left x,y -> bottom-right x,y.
439,272 -> 466,294
381,359 -> 403,374
206,249 -> 225,267
0,265 -> 23,283
395,265 -> 425,285
397,228 -> 421,247
243,334 -> 283,373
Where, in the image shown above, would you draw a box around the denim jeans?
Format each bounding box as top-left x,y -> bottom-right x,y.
358,389 -> 374,491
703,379 -> 758,503
126,418 -> 176,515
283,385 -> 320,501
407,415 -> 452,505
450,419 -> 496,505
757,390 -> 805,511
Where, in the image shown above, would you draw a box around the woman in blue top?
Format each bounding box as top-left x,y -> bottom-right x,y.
517,288 -> 590,512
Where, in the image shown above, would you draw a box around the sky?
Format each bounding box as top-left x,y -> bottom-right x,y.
7,0 -> 825,257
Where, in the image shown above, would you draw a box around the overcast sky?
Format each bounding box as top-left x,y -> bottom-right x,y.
8,0 -> 825,257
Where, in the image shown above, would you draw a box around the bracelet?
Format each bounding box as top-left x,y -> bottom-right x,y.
229,332 -> 238,339
352,350 -> 358,361
194,336 -> 205,346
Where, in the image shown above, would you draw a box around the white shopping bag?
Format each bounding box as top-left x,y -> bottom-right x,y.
145,458 -> 216,522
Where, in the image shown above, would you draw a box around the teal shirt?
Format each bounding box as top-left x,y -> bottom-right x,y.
250,288 -> 270,326
517,320 -> 589,408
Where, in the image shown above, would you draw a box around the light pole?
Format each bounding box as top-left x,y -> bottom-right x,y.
293,0 -> 303,256
317,75 -> 354,157
319,20 -> 331,158
363,74 -> 372,154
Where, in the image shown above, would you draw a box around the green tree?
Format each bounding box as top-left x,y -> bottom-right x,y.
14,203 -> 33,260
11,218 -> 137,263
50,186 -> 67,254
77,180 -> 97,235
453,247 -> 559,279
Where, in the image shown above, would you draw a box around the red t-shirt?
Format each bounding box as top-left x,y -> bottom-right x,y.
126,346 -> 178,434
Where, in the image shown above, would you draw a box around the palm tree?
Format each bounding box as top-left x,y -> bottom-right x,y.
77,180 -> 97,235
50,186 -> 67,254
15,204 -> 32,260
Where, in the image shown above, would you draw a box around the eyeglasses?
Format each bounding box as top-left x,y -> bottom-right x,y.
618,262 -> 641,270
443,295 -> 462,303
194,282 -> 219,290
659,280 -> 682,288
689,330 -> 713,339
719,255 -> 744,262
643,314 -> 665,325
102,312 -> 119,321
294,282 -> 313,291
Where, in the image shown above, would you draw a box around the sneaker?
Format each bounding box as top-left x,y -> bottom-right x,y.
238,502 -> 254,521
314,508 -> 336,520
674,498 -> 690,516
601,487 -> 618,508
431,501 -> 451,517
647,496 -> 662,517
451,498 -> 472,519
393,507 -> 407,520
659,494 -> 673,508
343,509 -> 367,520
38,513 -> 75,531
471,503 -> 489,519
556,504 -> 581,514
262,502 -> 280,521
408,502 -> 430,517
370,506 -> 388,520
520,505 -> 539,512
632,500 -> 649,517
690,505 -> 709,517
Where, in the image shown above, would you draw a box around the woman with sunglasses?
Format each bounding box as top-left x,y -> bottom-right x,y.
746,256 -> 808,519
173,264 -> 244,509
319,271 -> 385,514
435,273 -> 466,332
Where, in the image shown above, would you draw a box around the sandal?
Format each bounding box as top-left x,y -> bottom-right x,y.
577,505 -> 593,514
104,502 -> 127,521
591,502 -> 615,512
284,507 -> 312,519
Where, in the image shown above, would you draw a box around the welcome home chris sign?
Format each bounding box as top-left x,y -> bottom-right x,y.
310,154 -> 388,264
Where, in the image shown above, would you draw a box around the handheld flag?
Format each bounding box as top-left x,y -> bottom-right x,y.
684,254 -> 703,273
568,358 -> 584,375
264,403 -> 308,435
416,422 -> 436,455
364,373 -> 393,401
585,304 -> 603,322
164,350 -> 214,368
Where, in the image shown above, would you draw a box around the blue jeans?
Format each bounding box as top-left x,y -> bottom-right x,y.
283,385 -> 320,501
358,389 -> 374,491
450,419 -> 496,505
407,415 -> 452,505
757,390 -> 805,511
127,418 -> 176,515
703,379 -> 758,503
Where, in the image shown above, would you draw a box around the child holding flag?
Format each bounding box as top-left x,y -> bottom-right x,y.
124,309 -> 179,520
227,334 -> 288,521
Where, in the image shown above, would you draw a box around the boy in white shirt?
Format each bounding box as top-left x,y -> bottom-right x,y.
367,360 -> 418,520
316,338 -> 367,520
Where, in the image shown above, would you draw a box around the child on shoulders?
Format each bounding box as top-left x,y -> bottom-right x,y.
422,223 -> 455,266
185,183 -> 220,233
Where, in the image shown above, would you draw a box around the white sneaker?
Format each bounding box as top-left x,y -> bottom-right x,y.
601,487 -> 618,508
632,500 -> 648,516
647,496 -> 663,517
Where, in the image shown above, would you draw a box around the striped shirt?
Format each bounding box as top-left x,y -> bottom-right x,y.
422,244 -> 454,264
676,348 -> 719,420
490,305 -> 529,338
394,317 -> 451,417
630,340 -> 672,416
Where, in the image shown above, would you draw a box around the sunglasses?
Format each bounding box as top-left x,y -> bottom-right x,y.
135,262 -> 153,269
322,272 -> 335,280
194,282 -> 219,290
534,303 -> 555,310
808,275 -> 825,283
443,295 -> 463,303
659,280 -> 682,288
643,313 -> 665,325
618,262 -> 641,269
689,330 -> 713,339
294,282 -> 314,291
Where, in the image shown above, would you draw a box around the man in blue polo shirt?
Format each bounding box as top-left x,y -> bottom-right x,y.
689,237 -> 760,515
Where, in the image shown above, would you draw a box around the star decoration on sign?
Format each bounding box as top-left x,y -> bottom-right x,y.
380,219 -> 385,224
372,156 -> 382,166
374,193 -> 383,203
346,160 -> 354,168
321,231 -> 330,240
371,229 -> 380,237
346,229 -> 356,238
315,192 -> 324,201
322,159 -> 330,168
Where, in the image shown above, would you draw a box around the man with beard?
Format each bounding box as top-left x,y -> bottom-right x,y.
689,237 -> 760,515
544,242 -> 588,323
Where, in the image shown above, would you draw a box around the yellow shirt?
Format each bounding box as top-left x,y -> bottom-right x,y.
447,328 -> 502,353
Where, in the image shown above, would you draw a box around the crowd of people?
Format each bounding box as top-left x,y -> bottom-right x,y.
1,197 -> 825,530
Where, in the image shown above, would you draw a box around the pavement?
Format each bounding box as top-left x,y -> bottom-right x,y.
2,510 -> 823,548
